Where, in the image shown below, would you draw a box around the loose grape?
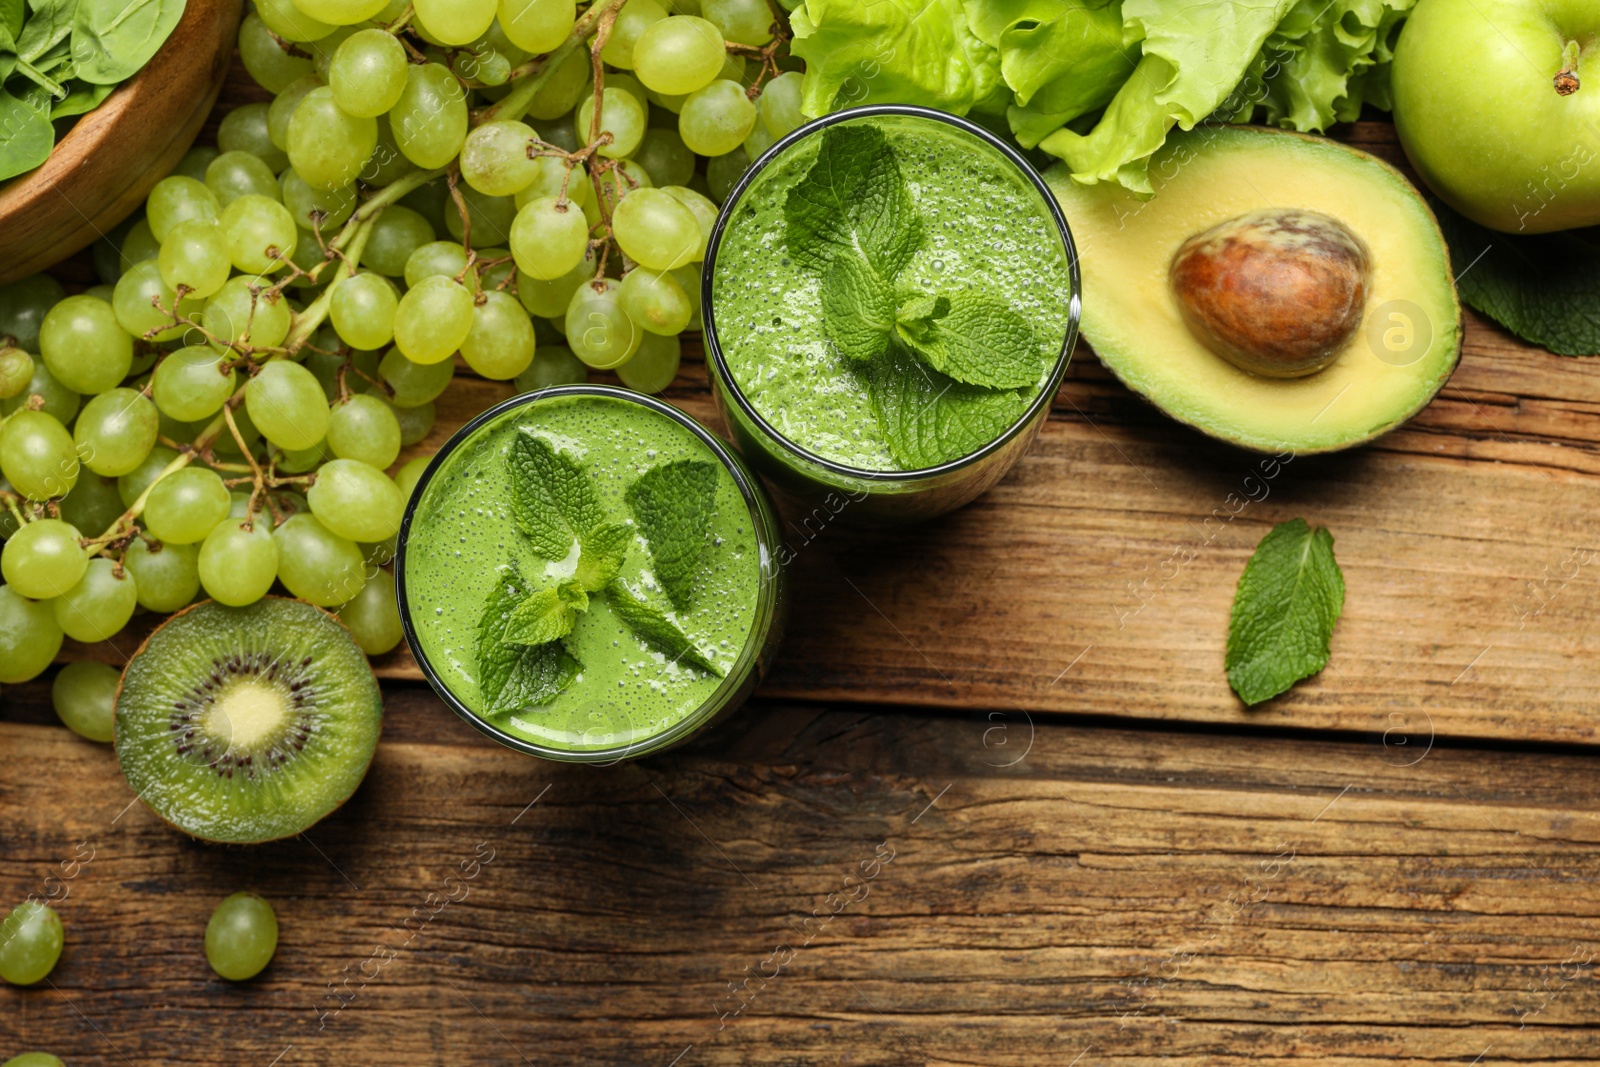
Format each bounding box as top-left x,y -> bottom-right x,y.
392,275 -> 474,365
247,361 -> 330,451
144,467 -> 230,545
280,168 -> 357,233
336,571 -> 403,654
53,557 -> 138,643
199,519 -> 279,606
204,277 -> 293,351
632,15 -> 724,96
239,14 -> 315,94
51,660 -> 121,742
461,290 -> 536,379
123,539 -> 200,611
159,218 -> 232,299
611,187 -> 700,270
631,128 -> 695,187
574,87 -> 645,159
759,70 -> 804,138
307,458 -> 404,541
514,344 -> 587,391
618,267 -> 692,335
617,330 -> 681,393
565,278 -> 640,369
117,445 -> 179,508
290,0 -> 387,27
0,347 -> 33,398
0,274 -> 64,352
391,63 -> 468,168
460,120 -> 539,197
258,0 -> 335,41
113,259 -> 201,344
58,475 -> 124,541
679,79 -> 757,157
205,893 -> 278,981
599,0 -> 666,68
38,295 -> 133,395
330,272 -> 399,351
0,585 -> 62,683
0,410 -> 78,501
2,519 -> 86,600
152,347 -> 236,423
702,0 -> 772,45
0,902 -> 63,986
328,28 -> 407,116
509,196 -> 589,280
705,145 -> 750,202
274,512 -> 365,606
326,394 -> 401,469
147,175 -> 220,242
74,389 -> 159,478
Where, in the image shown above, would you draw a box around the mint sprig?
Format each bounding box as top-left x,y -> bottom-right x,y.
477,566 -> 582,714
509,430 -> 606,560
821,249 -> 897,363
896,294 -> 1041,389
1225,519 -> 1345,707
867,345 -> 1030,469
784,123 -> 920,279
607,579 -> 724,677
504,579 -> 589,646
624,459 -> 718,611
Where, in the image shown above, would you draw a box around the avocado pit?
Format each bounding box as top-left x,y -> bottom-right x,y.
1170,208 -> 1371,379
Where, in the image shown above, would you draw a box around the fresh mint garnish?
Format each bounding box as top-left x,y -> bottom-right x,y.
508,430 -> 606,560
896,292 -> 1042,389
607,579 -> 724,677
503,578 -> 589,646
574,520 -> 633,592
784,123 -> 921,279
821,248 -> 897,363
1225,518 -> 1345,707
624,459 -> 718,611
477,566 -> 582,713
867,343 -> 1030,469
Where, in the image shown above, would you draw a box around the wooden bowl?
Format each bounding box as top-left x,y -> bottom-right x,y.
0,0 -> 243,285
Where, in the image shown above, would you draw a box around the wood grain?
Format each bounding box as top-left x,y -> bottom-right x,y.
2,687 -> 1599,1065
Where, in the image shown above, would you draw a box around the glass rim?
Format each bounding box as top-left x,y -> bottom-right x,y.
394,384 -> 781,763
701,103 -> 1084,484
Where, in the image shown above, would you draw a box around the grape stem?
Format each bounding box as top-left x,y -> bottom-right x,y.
471,0 -> 629,127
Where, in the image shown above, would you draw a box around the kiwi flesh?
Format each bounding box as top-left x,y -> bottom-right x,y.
115,597 -> 383,844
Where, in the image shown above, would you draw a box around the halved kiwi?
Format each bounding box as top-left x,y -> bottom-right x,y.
115,598 -> 383,844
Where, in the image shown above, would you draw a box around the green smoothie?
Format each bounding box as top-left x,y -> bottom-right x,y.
711,112 -> 1075,472
402,391 -> 766,756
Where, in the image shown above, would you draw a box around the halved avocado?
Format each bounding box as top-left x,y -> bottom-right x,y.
1046,125 -> 1462,454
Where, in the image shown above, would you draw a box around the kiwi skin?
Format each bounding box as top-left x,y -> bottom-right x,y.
114,596 -> 384,845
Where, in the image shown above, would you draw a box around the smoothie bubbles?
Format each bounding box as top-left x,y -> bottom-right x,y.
704,106 -> 1082,523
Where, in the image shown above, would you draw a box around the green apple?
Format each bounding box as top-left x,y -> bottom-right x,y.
1391,0 -> 1600,233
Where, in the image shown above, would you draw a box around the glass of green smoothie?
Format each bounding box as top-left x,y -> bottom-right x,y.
704,105 -> 1081,524
396,386 -> 787,762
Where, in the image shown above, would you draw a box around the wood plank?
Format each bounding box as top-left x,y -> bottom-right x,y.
3,686 -> 1600,1064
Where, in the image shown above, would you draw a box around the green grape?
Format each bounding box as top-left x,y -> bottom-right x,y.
59,475 -> 125,539
702,0 -> 771,45
82,284 -> 116,304
515,245 -> 597,317
157,408 -> 206,445
631,128 -> 695,187
203,276 -> 293,350
644,83 -> 687,114
414,0 -> 496,44
238,14 -> 315,94
123,538 -> 200,611
565,278 -> 640,369
287,86 -> 378,192
117,444 -> 178,508
402,239 -> 470,288
1,361 -> 79,423
38,295 -> 133,395
611,187 -> 700,270
247,361 -> 330,451
378,346 -> 453,406
277,437 -> 332,473
53,557 -> 137,643
393,275 -> 474,364
94,215 -> 137,285
113,259 -> 201,344
290,0 -> 387,26
497,0 -> 572,51
205,151 -> 281,206
0,274 -> 65,352
618,267 -> 691,335
152,347 -> 236,423
672,261 -> 704,328
617,330 -> 680,393
268,75 -> 325,152
174,143 -> 218,181
52,660 -> 120,742
391,63 -> 468,168
280,168 -> 357,233
0,411 -> 78,501
599,0 -> 666,68
513,343 -> 587,391
74,389 -> 159,478
219,102 -> 291,172
1,1054 -> 65,1067
389,398 -> 434,445
743,118 -> 774,160
0,347 -> 30,398
199,519 -> 279,606
205,893 -> 279,982
509,195 -> 589,280
511,157 -> 587,212
759,70 -> 804,138
442,185 -> 517,245
147,175 -> 220,242
661,184 -> 717,257
336,570 -> 402,653
632,15 -> 724,96
326,393 -> 401,468
144,467 -> 231,545
122,219 -> 162,264
453,43 -> 510,86
705,144 -> 749,202
328,28 -> 407,117
307,457 -> 403,541
221,194 -> 299,275
0,902 -> 63,986
393,452 -> 432,499
460,120 -> 539,197
460,290 -> 535,379
679,78 -> 756,157
258,0 -> 335,41
363,115 -> 418,187
273,512 -> 365,606
159,218 -> 231,299
0,585 -> 62,683
330,272 -> 399,350
2,519 -> 86,599
363,205 -> 435,277
574,87 -> 645,159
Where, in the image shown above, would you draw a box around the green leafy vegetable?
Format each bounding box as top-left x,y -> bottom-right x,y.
0,0 -> 23,51
867,343 -> 1030,469
503,579 -> 589,647
70,0 -> 185,85
0,85 -> 54,181
895,292 -> 1041,389
17,0 -> 76,64
784,123 -> 920,278
573,520 -> 633,593
48,76 -> 107,118
624,459 -> 717,611
476,566 -> 582,713
607,579 -> 724,677
1225,518 -> 1345,707
1431,198 -> 1600,357
508,430 -> 606,560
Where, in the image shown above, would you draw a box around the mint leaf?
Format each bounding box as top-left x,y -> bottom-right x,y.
821,248 -> 896,362
606,579 -> 723,677
895,293 -> 948,326
1225,519 -> 1345,707
503,578 -> 589,646
508,430 -> 605,560
1432,197 -> 1600,356
867,343 -> 1030,469
574,520 -> 632,593
897,293 -> 1043,389
784,123 -> 920,279
477,566 -> 582,713
624,459 -> 717,611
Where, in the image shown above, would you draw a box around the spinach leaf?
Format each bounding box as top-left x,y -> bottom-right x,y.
17,0 -> 77,63
0,84 -> 55,181
70,0 -> 184,85
50,78 -> 110,118
0,0 -> 24,52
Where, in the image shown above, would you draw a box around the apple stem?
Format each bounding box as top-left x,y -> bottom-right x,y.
1555,40 -> 1580,97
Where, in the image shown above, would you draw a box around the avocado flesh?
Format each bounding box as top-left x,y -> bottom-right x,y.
1046,125 -> 1462,454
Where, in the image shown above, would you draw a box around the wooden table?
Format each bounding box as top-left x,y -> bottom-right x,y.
5,61 -> 1600,1066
